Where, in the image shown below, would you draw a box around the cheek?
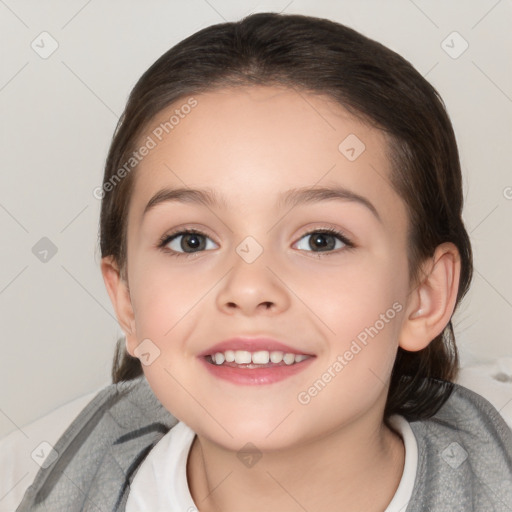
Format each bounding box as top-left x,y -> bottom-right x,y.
128,259 -> 212,419
297,252 -> 407,336
297,253 -> 407,391
299,270 -> 406,419
130,254 -> 216,339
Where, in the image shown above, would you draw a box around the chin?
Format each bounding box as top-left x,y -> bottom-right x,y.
193,415 -> 307,453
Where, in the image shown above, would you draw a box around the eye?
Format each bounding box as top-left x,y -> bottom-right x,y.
294,228 -> 352,253
158,229 -> 218,256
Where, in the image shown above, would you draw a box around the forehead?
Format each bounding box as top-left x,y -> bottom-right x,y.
128,85 -> 404,227
141,86 -> 389,165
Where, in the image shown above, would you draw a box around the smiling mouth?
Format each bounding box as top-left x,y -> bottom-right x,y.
206,349 -> 311,368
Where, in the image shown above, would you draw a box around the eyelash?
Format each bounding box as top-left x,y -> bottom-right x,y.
157,227 -> 354,258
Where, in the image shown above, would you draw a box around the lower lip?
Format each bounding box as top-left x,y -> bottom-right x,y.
199,357 -> 315,385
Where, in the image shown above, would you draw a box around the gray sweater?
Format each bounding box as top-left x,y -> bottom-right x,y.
16,376 -> 512,511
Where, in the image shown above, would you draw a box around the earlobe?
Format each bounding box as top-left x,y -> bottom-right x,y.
399,243 -> 461,352
100,256 -> 137,356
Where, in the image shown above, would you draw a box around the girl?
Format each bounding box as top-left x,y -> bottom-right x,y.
18,12 -> 512,512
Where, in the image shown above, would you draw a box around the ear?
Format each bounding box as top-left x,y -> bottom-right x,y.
101,256 -> 137,357
399,242 -> 461,352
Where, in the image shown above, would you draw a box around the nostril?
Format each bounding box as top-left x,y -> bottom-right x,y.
223,300 -> 275,310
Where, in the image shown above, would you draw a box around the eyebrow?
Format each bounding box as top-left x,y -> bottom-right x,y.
143,185 -> 381,222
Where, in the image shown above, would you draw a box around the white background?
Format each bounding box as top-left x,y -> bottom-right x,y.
0,0 -> 511,440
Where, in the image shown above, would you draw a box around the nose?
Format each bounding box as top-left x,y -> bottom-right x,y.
215,249 -> 291,316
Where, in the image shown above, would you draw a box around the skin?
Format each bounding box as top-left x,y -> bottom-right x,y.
102,85 -> 461,512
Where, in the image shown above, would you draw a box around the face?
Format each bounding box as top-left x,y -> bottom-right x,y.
119,85 -> 413,451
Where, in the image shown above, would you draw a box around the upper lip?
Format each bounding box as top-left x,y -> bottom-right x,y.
198,337 -> 314,357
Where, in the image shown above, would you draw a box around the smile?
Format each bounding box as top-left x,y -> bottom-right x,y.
208,349 -> 310,367
200,351 -> 315,385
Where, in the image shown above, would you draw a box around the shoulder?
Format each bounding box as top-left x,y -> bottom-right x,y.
16,377 -> 178,512
407,381 -> 512,511
410,382 -> 512,452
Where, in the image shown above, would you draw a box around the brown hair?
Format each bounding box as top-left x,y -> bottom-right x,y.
100,12 -> 473,421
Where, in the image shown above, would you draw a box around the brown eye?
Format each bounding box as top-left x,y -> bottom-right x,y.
294,229 -> 351,253
161,230 -> 218,255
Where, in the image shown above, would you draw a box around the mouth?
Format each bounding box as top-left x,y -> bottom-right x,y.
205,349 -> 311,368
198,337 -> 316,385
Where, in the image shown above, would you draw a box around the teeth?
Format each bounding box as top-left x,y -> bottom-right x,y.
270,351 -> 284,363
234,350 -> 252,364
210,350 -> 309,366
252,350 -> 270,364
283,353 -> 295,365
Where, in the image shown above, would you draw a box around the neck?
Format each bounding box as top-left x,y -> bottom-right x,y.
186,411 -> 405,512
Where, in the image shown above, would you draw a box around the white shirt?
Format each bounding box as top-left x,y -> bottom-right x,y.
126,414 -> 418,512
